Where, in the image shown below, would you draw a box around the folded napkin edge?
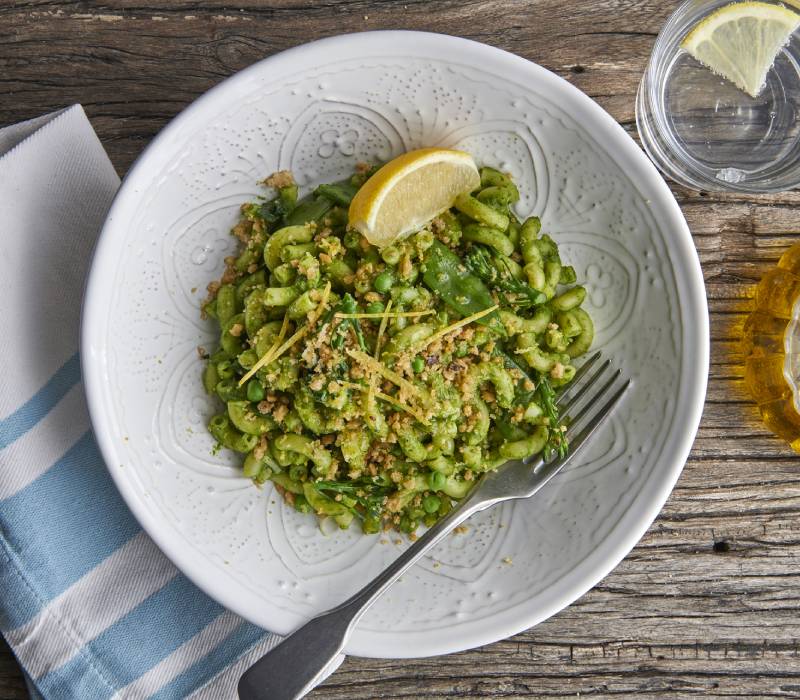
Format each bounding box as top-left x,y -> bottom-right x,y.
0,104 -> 86,164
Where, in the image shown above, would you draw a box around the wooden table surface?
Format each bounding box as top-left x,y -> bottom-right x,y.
2,1 -> 800,698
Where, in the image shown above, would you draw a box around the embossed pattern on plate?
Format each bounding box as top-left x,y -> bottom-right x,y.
81,32 -> 708,658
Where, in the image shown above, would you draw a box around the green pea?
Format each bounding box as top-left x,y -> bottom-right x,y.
365,301 -> 385,315
428,470 -> 446,491
246,380 -> 265,402
411,356 -> 425,373
373,271 -> 394,293
423,494 -> 441,514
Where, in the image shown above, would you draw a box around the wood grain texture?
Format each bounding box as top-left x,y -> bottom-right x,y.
2,1 -> 799,698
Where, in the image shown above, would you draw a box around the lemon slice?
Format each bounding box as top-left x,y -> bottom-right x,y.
348,147 -> 480,248
681,1 -> 800,97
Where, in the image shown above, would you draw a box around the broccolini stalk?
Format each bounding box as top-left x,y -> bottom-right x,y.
538,375 -> 568,460
315,478 -> 392,522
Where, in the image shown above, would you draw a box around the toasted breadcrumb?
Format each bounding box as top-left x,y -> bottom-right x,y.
253,436 -> 268,460
262,170 -> 295,188
273,404 -> 288,422
232,220 -> 253,243
399,253 -> 413,279
220,266 -> 239,284
309,375 -> 325,391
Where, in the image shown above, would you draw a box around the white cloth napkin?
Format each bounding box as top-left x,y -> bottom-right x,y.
0,105 -> 339,699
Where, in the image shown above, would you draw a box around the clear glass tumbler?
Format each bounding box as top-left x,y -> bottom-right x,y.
637,0 -> 800,193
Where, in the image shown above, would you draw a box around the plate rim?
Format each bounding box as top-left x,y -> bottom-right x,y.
81,30 -> 709,658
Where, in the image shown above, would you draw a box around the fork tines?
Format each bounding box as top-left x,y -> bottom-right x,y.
554,352 -> 630,459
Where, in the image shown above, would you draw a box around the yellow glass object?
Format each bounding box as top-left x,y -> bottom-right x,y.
743,243 -> 800,451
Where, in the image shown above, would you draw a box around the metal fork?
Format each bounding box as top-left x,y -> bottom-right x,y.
238,352 -> 629,700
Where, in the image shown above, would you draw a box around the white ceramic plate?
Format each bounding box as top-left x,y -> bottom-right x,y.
82,31 -> 708,658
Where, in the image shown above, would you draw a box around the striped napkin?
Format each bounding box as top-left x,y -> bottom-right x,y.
0,105 -> 335,699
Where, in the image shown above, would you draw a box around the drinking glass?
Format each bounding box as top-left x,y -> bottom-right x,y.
637,0 -> 800,192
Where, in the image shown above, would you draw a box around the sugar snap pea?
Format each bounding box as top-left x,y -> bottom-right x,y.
422,241 -> 505,335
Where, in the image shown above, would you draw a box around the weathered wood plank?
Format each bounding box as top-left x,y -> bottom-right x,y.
2,1 -> 799,698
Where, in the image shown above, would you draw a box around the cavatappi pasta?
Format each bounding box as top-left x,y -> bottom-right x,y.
200,163 -> 594,534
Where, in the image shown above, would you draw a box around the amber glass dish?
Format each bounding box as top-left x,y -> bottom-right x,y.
744,243 -> 800,450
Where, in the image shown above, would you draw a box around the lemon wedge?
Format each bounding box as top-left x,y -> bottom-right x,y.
681,1 -> 800,97
348,147 -> 480,248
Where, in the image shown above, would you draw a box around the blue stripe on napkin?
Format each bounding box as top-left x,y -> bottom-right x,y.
0,431 -> 140,629
36,576 -> 225,696
0,538 -> 45,635
148,622 -> 266,700
0,352 -> 81,450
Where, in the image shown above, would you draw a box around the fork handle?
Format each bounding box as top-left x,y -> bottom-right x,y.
237,489 -> 490,700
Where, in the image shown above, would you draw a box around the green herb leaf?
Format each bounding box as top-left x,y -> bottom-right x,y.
259,196 -> 289,225
464,246 -> 546,309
